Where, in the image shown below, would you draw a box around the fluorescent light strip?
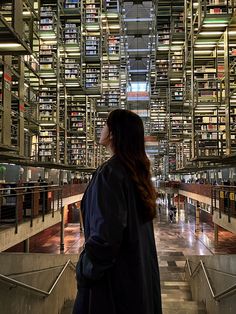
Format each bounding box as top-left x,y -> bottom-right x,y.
0,43 -> 21,47
203,24 -> 227,28
194,50 -> 213,54
199,32 -> 223,35
195,44 -> 215,48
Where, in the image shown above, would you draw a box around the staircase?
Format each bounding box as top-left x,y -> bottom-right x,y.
161,280 -> 206,314
159,254 -> 206,314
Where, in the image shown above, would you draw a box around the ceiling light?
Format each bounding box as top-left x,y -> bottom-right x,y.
67,52 -> 81,56
43,40 -> 57,44
40,123 -> 56,126
23,11 -> 31,16
170,46 -> 182,51
65,83 -> 79,87
109,25 -> 120,29
0,43 -> 21,47
195,44 -> 215,48
86,25 -> 100,31
199,32 -> 223,35
194,50 -> 213,54
40,35 -> 56,40
157,47 -> 169,51
195,40 -> 217,45
172,41 -> 184,44
65,46 -> 80,51
203,24 -> 227,28
107,13 -> 119,18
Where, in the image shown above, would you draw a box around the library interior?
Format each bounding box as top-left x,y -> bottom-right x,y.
0,1 -> 236,313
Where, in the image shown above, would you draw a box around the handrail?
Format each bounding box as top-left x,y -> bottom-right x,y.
0,187 -> 62,197
0,260 -> 76,297
185,259 -> 236,301
0,184 -> 60,192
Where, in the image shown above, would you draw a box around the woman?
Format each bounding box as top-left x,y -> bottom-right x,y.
73,109 -> 162,314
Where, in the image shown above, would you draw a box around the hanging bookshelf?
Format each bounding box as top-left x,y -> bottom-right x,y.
38,1 -> 59,163
83,0 -> 101,61
67,95 -> 86,166
100,6 -> 121,111
62,17 -> 81,87
81,0 -> 101,98
180,0 -> 234,167
0,0 -> 37,55
84,64 -> 101,91
105,0 -> 119,13
0,1 -> 40,161
229,37 -> 236,154
0,63 -> 3,143
155,9 -> 171,175
64,0 -> 80,10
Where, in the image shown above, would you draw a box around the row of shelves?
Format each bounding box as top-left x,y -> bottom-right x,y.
154,0 -> 236,174
0,0 -> 124,167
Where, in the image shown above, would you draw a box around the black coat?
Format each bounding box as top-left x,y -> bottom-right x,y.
73,156 -> 162,314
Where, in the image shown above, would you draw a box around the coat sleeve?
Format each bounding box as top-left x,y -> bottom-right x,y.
76,164 -> 128,287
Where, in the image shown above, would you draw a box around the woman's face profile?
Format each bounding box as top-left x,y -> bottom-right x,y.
99,123 -> 110,147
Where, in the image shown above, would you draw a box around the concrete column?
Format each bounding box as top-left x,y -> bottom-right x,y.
195,204 -> 200,232
26,168 -> 31,182
60,205 -> 64,252
79,208 -> 84,233
214,223 -> 219,245
2,56 -> 12,146
184,197 -> 188,222
178,193 -> 180,214
44,169 -> 49,181
18,57 -> 25,156
24,238 -> 29,253
167,193 -> 171,210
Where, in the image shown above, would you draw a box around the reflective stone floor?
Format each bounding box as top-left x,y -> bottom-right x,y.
31,204 -> 236,256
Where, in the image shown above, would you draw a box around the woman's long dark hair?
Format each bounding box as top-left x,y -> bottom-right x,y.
106,109 -> 156,222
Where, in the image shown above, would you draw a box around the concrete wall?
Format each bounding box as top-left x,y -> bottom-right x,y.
186,255 -> 236,314
0,253 -> 79,314
0,211 -> 62,252
213,211 -> 236,234
0,192 -> 84,252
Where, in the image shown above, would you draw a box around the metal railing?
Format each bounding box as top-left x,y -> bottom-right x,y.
185,258 -> 236,302
0,184 -> 63,233
0,260 -> 75,297
212,185 -> 236,222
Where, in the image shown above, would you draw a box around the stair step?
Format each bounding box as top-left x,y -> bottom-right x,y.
162,300 -> 206,314
162,292 -> 192,301
161,280 -> 192,300
159,260 -> 206,314
161,281 -> 190,287
163,309 -> 206,314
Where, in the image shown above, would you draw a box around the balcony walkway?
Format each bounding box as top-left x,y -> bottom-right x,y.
30,203 -> 236,256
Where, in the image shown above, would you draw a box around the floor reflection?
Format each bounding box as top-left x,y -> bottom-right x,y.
31,203 -> 236,256
155,204 -> 236,255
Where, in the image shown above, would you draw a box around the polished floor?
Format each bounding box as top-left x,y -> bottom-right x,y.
31,204 -> 236,311
31,204 -> 236,257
